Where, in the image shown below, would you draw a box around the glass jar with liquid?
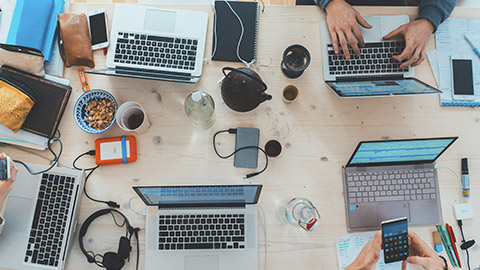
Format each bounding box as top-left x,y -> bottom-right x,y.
184,91 -> 215,130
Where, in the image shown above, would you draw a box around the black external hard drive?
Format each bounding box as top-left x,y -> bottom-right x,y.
234,127 -> 259,169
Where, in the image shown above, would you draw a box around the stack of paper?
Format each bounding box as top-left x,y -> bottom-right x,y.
426,18 -> 480,106
336,232 -> 406,270
6,0 -> 65,62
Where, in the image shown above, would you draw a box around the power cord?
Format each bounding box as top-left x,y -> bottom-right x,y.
213,129 -> 268,179
14,135 -> 63,175
457,219 -> 476,270
435,164 -> 464,203
73,150 -> 120,208
258,203 -> 268,270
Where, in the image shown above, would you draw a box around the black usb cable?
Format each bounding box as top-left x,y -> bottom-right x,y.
73,150 -> 120,208
213,128 -> 268,179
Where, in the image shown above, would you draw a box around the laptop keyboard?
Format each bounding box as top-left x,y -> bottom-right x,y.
114,32 -> 198,71
327,41 -> 409,76
346,168 -> 437,203
24,173 -> 77,267
158,214 -> 246,250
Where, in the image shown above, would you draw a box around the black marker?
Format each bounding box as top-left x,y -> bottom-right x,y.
461,158 -> 470,197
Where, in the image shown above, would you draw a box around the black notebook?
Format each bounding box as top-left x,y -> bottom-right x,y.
0,66 -> 71,138
212,1 -> 259,63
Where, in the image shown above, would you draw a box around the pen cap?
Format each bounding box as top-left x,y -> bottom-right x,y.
433,231 -> 443,252
462,158 -> 469,174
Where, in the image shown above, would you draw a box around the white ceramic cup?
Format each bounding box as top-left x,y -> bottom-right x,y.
116,102 -> 150,134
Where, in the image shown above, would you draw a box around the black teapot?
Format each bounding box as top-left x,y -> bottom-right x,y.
221,67 -> 272,112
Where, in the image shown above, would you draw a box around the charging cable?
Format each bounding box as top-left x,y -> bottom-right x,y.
128,196 -> 146,216
213,129 -> 268,179
435,164 -> 464,203
258,203 -> 268,270
73,150 -> 120,208
14,135 -> 63,175
457,219 -> 476,270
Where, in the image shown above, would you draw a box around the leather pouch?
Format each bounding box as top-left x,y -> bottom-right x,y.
0,75 -> 37,133
0,44 -> 45,77
57,13 -> 95,68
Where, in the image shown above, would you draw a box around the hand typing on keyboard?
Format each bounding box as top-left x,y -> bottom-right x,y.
325,0 -> 372,60
382,19 -> 435,69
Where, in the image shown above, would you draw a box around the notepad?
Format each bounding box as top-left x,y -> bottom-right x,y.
212,1 -> 259,63
336,232 -> 407,270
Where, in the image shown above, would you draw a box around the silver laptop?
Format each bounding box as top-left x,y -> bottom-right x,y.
320,15 -> 441,97
0,163 -> 84,270
85,4 -> 208,83
133,184 -> 262,270
343,137 -> 457,231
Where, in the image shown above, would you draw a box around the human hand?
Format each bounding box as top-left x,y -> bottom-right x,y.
0,153 -> 17,209
383,19 -> 435,68
401,231 -> 447,270
346,232 -> 382,270
325,0 -> 372,60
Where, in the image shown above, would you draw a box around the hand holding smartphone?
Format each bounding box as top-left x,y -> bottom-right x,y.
0,156 -> 11,181
88,9 -> 109,50
381,217 -> 408,264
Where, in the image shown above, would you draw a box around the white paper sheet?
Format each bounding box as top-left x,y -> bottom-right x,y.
336,232 -> 406,270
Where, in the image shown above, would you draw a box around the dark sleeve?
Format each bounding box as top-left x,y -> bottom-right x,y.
417,0 -> 457,32
313,0 -> 333,11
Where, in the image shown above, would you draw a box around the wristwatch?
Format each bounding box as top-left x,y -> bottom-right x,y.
439,255 -> 448,270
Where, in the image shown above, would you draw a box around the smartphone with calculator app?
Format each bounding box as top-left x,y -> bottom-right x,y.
381,217 -> 408,263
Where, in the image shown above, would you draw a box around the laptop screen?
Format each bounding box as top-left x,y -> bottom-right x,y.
327,78 -> 441,97
133,185 -> 262,207
346,137 -> 457,167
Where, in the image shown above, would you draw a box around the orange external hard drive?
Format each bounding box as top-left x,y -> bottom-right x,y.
95,136 -> 137,165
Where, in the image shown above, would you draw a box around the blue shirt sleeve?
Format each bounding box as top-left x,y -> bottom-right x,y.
417,0 -> 457,32
313,0 -> 332,11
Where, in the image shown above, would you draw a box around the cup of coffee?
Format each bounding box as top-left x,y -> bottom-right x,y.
265,140 -> 282,157
282,85 -> 299,104
116,102 -> 150,133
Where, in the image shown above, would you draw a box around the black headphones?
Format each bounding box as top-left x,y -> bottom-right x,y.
79,209 -> 140,270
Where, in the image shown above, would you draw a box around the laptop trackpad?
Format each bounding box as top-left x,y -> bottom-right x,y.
185,256 -> 218,270
361,17 -> 381,41
4,196 -> 33,233
144,9 -> 176,33
377,202 -> 410,223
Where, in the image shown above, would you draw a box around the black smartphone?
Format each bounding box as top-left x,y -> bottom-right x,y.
381,217 -> 408,264
0,157 -> 11,180
234,127 -> 260,169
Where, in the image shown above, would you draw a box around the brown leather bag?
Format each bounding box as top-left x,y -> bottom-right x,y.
57,13 -> 95,68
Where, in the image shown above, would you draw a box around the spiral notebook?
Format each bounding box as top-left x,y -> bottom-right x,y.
212,1 -> 259,63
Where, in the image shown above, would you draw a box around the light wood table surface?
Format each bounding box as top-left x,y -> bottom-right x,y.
2,3 -> 480,270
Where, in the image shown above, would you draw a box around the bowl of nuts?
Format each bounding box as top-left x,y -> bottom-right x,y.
74,89 -> 118,134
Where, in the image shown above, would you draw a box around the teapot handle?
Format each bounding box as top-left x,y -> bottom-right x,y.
222,67 -> 267,91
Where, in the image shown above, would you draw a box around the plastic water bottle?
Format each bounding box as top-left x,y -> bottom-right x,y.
184,91 -> 215,130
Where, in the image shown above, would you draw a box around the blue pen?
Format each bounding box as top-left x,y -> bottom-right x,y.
465,34 -> 480,59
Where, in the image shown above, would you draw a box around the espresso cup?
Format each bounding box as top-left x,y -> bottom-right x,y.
282,85 -> 299,104
265,140 -> 282,157
116,102 -> 150,134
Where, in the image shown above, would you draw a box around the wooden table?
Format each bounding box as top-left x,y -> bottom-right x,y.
2,3 -> 480,270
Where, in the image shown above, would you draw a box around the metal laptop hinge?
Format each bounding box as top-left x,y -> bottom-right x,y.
335,74 -> 404,82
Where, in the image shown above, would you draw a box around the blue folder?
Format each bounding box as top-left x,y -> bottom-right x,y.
6,0 -> 65,62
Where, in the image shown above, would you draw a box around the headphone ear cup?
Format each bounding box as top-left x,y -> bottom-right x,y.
102,252 -> 125,270
117,236 -> 131,260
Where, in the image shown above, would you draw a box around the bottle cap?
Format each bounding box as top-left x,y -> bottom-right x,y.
192,92 -> 203,102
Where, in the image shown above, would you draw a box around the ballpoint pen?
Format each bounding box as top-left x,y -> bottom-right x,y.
446,223 -> 462,268
465,34 -> 480,59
